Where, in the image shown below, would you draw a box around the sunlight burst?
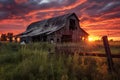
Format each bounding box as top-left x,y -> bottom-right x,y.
88,36 -> 99,42
88,37 -> 93,42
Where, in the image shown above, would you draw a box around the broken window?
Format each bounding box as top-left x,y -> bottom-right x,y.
69,19 -> 77,30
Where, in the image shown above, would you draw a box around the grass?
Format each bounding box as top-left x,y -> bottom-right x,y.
0,42 -> 120,80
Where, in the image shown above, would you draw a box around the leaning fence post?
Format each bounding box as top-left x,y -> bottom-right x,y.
102,36 -> 114,72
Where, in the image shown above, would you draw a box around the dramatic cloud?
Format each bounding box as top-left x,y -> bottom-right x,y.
0,0 -> 120,40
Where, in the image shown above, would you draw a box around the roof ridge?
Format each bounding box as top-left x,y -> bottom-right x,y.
26,12 -> 75,30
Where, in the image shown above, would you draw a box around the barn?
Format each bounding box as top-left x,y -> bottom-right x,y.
19,13 -> 89,43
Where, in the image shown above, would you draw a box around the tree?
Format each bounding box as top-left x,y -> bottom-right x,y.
7,33 -> 13,42
1,34 -> 7,41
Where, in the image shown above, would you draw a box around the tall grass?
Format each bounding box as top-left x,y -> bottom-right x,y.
0,42 -> 120,80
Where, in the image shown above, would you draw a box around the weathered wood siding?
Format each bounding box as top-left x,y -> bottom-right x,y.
19,13 -> 89,43
46,15 -> 88,43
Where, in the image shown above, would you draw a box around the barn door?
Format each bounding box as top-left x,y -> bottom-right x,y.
43,35 -> 47,41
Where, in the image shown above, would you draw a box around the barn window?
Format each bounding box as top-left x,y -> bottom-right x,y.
69,19 -> 76,30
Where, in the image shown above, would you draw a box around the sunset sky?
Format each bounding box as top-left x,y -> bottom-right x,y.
0,0 -> 120,40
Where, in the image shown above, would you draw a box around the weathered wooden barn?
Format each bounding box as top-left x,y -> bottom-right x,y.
20,13 -> 89,43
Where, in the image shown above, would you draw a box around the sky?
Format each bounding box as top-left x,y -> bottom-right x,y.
0,0 -> 120,40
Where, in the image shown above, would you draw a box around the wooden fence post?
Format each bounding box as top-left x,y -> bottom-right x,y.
102,36 -> 114,72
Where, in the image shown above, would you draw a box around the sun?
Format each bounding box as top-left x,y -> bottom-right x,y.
88,37 -> 94,42
88,36 -> 99,42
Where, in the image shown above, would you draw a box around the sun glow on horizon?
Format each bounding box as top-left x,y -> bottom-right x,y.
88,37 -> 93,42
88,36 -> 100,42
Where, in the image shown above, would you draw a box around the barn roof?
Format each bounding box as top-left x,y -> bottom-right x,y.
20,13 -> 88,37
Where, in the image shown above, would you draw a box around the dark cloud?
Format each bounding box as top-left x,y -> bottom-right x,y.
0,0 -> 14,4
98,1 -> 120,13
0,0 -> 80,20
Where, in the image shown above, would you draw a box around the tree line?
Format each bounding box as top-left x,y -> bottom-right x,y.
0,33 -> 14,42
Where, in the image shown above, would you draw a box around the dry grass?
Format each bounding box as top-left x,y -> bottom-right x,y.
0,42 -> 120,80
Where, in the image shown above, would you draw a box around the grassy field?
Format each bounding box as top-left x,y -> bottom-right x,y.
0,42 -> 120,80
55,41 -> 120,54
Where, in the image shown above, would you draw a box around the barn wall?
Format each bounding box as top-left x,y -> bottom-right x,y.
52,15 -> 88,43
68,15 -> 82,42
68,15 -> 88,42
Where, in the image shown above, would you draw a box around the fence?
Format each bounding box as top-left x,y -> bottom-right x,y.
54,36 -> 119,72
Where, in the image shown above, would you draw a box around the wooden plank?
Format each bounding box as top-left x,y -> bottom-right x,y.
102,36 -> 114,72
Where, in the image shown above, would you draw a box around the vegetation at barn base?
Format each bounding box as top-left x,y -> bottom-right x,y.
0,42 -> 120,80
